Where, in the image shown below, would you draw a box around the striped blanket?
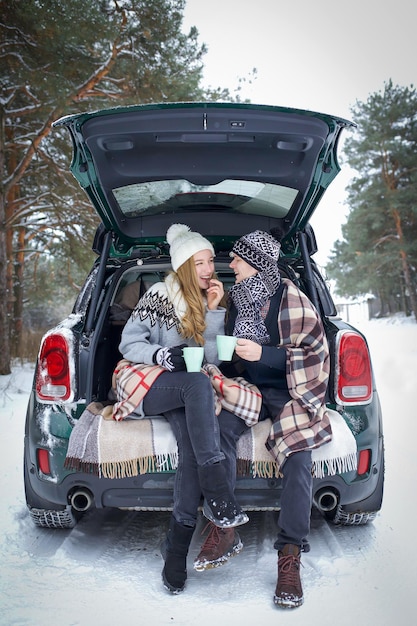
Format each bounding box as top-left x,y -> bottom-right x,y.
64,405 -> 357,480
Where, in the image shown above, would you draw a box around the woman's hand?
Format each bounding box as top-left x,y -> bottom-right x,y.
235,338 -> 262,361
206,278 -> 224,310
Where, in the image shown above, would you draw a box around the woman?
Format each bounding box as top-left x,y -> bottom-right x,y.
115,223 -> 249,593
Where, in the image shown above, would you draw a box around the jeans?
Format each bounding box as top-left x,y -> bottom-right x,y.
274,450 -> 313,552
258,387 -> 313,551
142,371 -> 224,468
164,407 -> 249,527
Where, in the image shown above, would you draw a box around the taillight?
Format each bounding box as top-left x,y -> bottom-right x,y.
37,448 -> 51,475
335,330 -> 372,404
357,449 -> 371,475
36,332 -> 73,402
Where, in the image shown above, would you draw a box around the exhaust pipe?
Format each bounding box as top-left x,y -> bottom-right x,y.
70,489 -> 94,512
314,488 -> 339,513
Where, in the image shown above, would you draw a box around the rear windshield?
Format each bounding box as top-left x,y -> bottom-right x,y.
112,179 -> 298,218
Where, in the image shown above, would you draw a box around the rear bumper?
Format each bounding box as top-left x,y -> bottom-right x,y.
24,435 -> 384,513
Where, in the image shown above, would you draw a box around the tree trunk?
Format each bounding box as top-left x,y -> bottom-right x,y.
11,226 -> 26,359
392,207 -> 417,321
0,219 -> 10,374
0,108 -> 11,374
1,30 -> 124,373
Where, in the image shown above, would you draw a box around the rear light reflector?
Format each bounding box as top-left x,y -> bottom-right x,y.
335,330 -> 372,404
37,448 -> 51,475
36,332 -> 73,402
357,449 -> 371,475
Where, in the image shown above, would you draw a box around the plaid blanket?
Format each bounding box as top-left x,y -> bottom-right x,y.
64,405 -> 356,479
265,279 -> 333,468
110,359 -> 262,426
111,360 -> 165,421
204,363 -> 262,426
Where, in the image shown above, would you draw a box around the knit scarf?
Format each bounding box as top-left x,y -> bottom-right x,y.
229,269 -> 281,344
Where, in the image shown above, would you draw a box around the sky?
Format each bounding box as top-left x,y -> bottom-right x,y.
182,0 -> 417,265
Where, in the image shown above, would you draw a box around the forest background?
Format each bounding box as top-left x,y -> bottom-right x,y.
1,0 -> 416,375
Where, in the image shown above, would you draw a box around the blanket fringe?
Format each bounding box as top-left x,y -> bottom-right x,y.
312,452 -> 357,479
237,458 -> 281,479
252,460 -> 281,479
64,457 -> 100,477
155,451 -> 179,472
100,452 -> 179,479
70,452 -> 358,480
65,451 -> 356,480
237,454 -> 357,480
101,459 -> 142,479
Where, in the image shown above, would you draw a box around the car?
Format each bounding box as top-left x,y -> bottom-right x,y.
23,102 -> 384,529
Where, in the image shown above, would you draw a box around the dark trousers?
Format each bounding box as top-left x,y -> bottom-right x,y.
145,371 -> 313,547
274,450 -> 313,552
142,371 -> 224,467
164,407 -> 249,527
260,387 -> 314,550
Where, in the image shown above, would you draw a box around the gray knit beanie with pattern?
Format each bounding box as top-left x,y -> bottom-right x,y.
231,230 -> 281,273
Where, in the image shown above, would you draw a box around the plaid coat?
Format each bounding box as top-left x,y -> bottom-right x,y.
264,279 -> 332,468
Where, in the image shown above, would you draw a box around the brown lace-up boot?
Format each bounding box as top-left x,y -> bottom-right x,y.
193,521 -> 243,571
274,544 -> 304,608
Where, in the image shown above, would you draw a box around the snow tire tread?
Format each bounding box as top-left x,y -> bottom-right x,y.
29,507 -> 77,529
330,504 -> 378,526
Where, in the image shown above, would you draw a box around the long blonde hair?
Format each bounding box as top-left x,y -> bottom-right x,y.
173,257 -> 207,345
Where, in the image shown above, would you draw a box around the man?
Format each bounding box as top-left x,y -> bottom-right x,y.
194,229 -> 332,608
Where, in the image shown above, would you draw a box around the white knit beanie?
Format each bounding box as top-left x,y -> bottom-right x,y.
166,224 -> 215,272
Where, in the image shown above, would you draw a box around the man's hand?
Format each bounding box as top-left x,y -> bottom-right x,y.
235,338 -> 262,362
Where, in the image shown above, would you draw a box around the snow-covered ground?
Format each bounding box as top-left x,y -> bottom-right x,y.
1,315 -> 416,626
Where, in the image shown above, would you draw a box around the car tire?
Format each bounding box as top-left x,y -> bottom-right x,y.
24,460 -> 80,529
28,506 -> 79,529
327,505 -> 379,525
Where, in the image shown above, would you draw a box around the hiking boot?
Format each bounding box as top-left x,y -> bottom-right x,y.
273,544 -> 304,608
198,462 -> 249,528
193,522 -> 243,571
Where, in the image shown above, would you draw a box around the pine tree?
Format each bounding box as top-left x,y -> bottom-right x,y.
326,81 -> 417,320
0,0 -> 234,372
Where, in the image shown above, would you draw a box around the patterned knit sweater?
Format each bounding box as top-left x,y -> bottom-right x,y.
119,273 -> 225,367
